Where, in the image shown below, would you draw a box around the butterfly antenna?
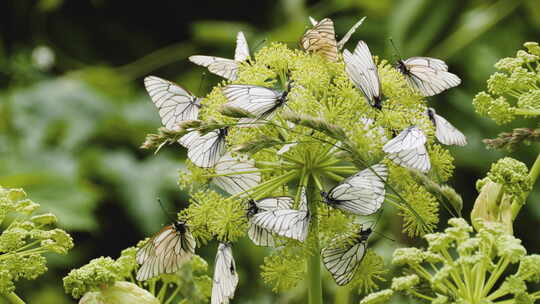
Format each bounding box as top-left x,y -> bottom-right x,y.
253,38 -> 268,52
156,198 -> 177,223
197,72 -> 207,96
388,37 -> 402,61
372,230 -> 396,242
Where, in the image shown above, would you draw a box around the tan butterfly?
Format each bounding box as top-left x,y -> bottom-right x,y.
301,17 -> 366,62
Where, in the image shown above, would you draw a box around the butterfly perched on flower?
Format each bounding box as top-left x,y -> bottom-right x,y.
179,127 -> 229,168
321,226 -> 373,286
222,81 -> 292,126
302,16 -> 366,61
144,75 -> 202,130
246,197 -> 294,246
212,153 -> 261,197
383,126 -> 431,172
251,188 -> 310,242
396,57 -> 461,97
136,221 -> 196,281
211,243 -> 239,304
189,32 -> 250,81
343,41 -> 383,109
321,164 -> 387,216
427,108 -> 467,146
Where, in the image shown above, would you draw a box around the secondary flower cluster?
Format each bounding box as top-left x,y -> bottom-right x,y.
361,218 -> 540,304
473,41 -> 540,125
0,186 -> 73,295
63,245 -> 212,303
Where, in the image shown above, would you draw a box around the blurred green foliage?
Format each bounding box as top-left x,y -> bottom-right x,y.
1,0 -> 540,303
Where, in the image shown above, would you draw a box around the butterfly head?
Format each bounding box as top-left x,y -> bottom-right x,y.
246,199 -> 258,218
172,221 -> 188,233
219,127 -> 229,137
359,227 -> 373,241
395,60 -> 409,75
427,108 -> 436,123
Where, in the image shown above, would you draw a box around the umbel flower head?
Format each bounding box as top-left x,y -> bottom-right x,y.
362,218 -> 540,304
0,186 -> 73,295
473,41 -> 540,124
137,16 -> 468,296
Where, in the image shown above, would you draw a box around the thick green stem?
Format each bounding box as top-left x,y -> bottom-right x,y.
334,287 -> 351,304
511,153 -> 540,220
3,292 -> 25,304
306,178 -> 322,304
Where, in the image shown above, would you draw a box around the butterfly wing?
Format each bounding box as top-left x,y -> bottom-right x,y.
213,153 -> 261,196
234,31 -> 250,62
387,145 -> 431,172
402,57 -> 461,97
336,17 -> 366,50
211,243 -> 239,304
343,41 -> 381,106
322,240 -> 366,285
382,126 -> 427,153
223,85 -> 284,123
136,225 -> 196,281
301,18 -> 339,62
248,197 -> 294,246
144,76 -> 201,130
327,164 -> 387,215
428,108 -> 467,146
252,191 -> 310,242
185,129 -> 228,168
189,55 -> 239,81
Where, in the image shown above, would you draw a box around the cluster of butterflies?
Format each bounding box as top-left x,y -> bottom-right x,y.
136,15 -> 468,303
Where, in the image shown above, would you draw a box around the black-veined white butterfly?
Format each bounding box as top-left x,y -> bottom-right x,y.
144,75 -> 202,131
308,16 -> 366,51
383,126 -> 431,172
179,127 -> 229,168
343,41 -> 383,109
189,32 -> 250,81
321,164 -> 387,216
136,221 -> 196,281
396,57 -> 461,97
301,18 -> 339,62
251,188 -> 310,242
246,197 -> 294,246
321,226 -> 372,286
211,243 -> 239,304
222,82 -> 292,126
212,153 -> 261,196
427,108 -> 467,146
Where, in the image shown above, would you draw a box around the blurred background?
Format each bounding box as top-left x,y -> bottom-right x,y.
1,0 -> 540,303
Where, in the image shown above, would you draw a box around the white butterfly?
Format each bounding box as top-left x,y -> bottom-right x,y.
222,83 -> 291,126
383,126 -> 431,172
251,188 -> 310,242
189,32 -> 250,81
343,41 -> 383,109
246,197 -> 294,246
321,164 -> 387,216
211,243 -> 239,304
308,16 -> 366,51
321,226 -> 372,286
396,57 -> 461,97
144,75 -> 202,131
212,153 -> 261,196
179,127 -> 228,168
427,108 -> 467,146
136,221 -> 196,281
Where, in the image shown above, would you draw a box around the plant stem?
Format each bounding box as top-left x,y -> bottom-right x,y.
334,287 -> 350,304
306,177 -> 323,304
3,292 -> 25,304
512,152 -> 540,220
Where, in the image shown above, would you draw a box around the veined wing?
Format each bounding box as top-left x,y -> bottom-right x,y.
211,243 -> 239,304
387,145 -> 431,172
382,126 -> 427,153
189,55 -> 239,81
301,18 -> 339,62
212,153 -> 261,196
428,108 -> 466,146
185,128 -> 228,168
144,76 -> 201,130
343,41 -> 381,106
223,84 -> 284,120
234,31 -> 250,62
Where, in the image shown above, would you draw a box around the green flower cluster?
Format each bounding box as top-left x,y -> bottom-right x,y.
0,186 -> 73,298
473,41 -> 540,124
361,218 -> 540,304
171,40 -> 460,292
63,245 -> 211,303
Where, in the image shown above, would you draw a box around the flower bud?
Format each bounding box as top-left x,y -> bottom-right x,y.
79,281 -> 159,304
